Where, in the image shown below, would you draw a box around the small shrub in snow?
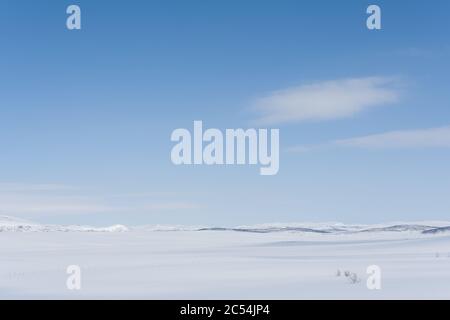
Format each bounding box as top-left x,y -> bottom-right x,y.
348,272 -> 360,284
342,270 -> 360,284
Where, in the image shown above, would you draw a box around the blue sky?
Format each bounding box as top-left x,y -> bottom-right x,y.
0,0 -> 449,226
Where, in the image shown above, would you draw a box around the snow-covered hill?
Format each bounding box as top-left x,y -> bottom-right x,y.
0,216 -> 128,233
1,215 -> 449,236
422,226 -> 450,234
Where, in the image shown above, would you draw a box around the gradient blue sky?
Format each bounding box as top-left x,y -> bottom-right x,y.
0,0 -> 449,226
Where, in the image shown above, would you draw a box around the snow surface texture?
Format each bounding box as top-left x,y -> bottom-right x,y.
1,215 -> 450,299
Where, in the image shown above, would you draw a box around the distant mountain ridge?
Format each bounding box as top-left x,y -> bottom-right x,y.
1,215 -> 449,235
422,226 -> 450,234
0,215 -> 128,233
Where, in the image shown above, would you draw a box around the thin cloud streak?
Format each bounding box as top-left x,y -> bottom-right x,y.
288,126 -> 450,152
0,184 -> 203,216
252,77 -> 400,125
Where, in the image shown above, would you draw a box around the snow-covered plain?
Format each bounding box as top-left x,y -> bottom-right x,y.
1,216 -> 450,299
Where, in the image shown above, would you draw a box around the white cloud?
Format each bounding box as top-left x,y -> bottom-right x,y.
253,77 -> 400,125
0,183 -> 75,192
143,202 -> 201,211
0,183 -> 112,215
288,126 -> 450,152
334,126 -> 450,149
0,183 -> 202,216
0,194 -> 115,215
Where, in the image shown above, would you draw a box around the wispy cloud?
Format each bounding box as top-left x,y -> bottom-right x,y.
288,126 -> 450,152
252,77 -> 400,125
142,202 -> 202,211
0,194 -> 115,215
393,47 -> 435,58
0,183 -> 202,217
0,183 -> 113,216
334,126 -> 450,149
0,183 -> 75,192
387,46 -> 450,59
